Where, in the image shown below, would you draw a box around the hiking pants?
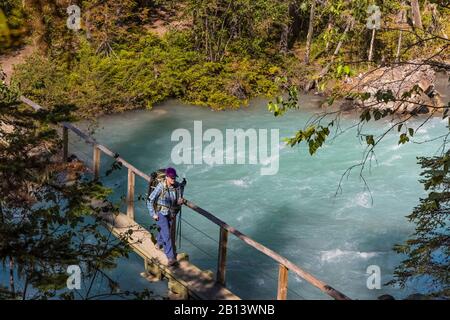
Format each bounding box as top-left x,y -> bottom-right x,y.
156,211 -> 176,260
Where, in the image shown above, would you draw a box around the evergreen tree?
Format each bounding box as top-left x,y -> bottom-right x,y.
389,152 -> 450,298
0,82 -> 134,299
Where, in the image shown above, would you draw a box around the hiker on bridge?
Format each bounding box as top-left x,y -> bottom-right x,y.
147,167 -> 186,267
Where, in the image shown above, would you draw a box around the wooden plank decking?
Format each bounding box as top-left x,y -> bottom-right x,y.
99,210 -> 240,300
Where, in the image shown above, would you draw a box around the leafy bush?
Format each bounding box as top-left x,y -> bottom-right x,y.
0,0 -> 28,53
13,31 -> 283,116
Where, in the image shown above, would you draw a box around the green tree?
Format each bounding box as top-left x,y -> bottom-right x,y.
388,153 -> 450,298
187,0 -> 290,61
0,0 -> 28,53
0,82 -> 138,299
266,1 -> 450,297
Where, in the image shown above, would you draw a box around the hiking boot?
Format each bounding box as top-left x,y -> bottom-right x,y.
168,259 -> 178,267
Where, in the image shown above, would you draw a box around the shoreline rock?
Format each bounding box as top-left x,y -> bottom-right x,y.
339,61 -> 447,114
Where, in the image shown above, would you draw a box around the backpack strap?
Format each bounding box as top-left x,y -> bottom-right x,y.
161,180 -> 168,198
154,181 -> 166,212
156,181 -> 172,211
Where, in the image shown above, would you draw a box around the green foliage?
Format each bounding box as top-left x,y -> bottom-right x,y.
388,152 -> 450,298
13,32 -> 281,115
0,83 -> 134,299
0,79 -> 19,106
0,0 -> 28,53
359,108 -> 394,123
280,118 -> 333,156
335,64 -> 353,79
186,0 -> 290,61
284,124 -> 332,156
0,9 -> 9,48
365,134 -> 375,146
398,132 -> 410,145
2,0 -> 449,300
10,0 -> 448,116
267,82 -> 298,116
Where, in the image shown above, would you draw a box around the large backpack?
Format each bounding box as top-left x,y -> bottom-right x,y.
147,168 -> 185,215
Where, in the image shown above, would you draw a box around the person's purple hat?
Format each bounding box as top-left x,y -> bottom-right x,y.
165,167 -> 178,178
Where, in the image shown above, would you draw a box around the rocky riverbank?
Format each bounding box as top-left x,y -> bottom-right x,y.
339,61 -> 449,114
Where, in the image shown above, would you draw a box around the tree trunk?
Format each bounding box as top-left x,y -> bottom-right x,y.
205,16 -> 211,61
368,29 -> 376,62
9,257 -> 15,297
279,23 -> 289,53
428,3 -> 448,39
279,1 -> 296,53
22,275 -> 28,300
410,0 -> 423,29
325,22 -> 332,52
305,0 -> 316,64
396,30 -> 403,62
396,8 -> 406,62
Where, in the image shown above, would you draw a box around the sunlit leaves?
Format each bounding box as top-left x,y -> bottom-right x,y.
284,124 -> 332,155
365,135 -> 375,146
335,64 -> 352,78
0,82 -> 19,108
398,133 -> 409,144
267,84 -> 298,117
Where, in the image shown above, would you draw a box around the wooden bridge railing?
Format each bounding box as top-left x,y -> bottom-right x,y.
21,96 -> 350,300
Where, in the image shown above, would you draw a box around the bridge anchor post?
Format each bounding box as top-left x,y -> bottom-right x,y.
167,275 -> 189,300
141,259 -> 162,282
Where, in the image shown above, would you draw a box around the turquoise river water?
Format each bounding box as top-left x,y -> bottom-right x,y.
65,94 -> 449,300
